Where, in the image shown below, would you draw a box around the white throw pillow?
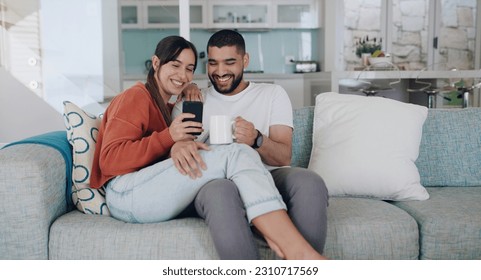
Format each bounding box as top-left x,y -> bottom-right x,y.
63,101 -> 110,215
308,92 -> 429,201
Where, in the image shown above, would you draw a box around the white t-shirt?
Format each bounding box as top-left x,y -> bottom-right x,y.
173,82 -> 293,142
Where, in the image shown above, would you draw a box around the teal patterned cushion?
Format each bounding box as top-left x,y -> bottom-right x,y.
416,108 -> 481,187
63,101 -> 110,216
292,106 -> 314,168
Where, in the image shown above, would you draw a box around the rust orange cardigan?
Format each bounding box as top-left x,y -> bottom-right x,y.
90,82 -> 175,189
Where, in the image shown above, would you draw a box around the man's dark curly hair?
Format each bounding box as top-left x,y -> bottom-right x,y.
207,29 -> 246,55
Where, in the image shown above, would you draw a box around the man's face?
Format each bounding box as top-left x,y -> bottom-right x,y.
207,45 -> 249,95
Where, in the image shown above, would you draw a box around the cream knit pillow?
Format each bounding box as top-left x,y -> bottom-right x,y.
63,101 -> 110,215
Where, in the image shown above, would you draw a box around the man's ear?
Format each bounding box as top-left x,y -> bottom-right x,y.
152,55 -> 160,71
243,53 -> 250,68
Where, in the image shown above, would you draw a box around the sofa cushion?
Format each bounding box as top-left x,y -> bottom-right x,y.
50,202 -> 419,260
308,92 -> 429,201
63,101 -> 110,216
292,106 -> 314,168
416,108 -> 481,187
324,197 -> 419,259
49,211 -> 277,260
391,187 -> 481,260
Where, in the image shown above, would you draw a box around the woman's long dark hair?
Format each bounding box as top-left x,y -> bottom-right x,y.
145,36 -> 198,126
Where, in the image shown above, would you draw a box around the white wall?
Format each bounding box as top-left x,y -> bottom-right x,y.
0,0 -> 120,142
323,0 -> 344,72
102,0 -> 122,99
39,0 -> 120,114
0,66 -> 65,143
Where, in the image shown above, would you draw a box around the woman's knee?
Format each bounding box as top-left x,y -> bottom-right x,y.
208,143 -> 260,166
230,143 -> 260,158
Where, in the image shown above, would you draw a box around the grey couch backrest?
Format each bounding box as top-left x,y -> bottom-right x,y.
292,106 -> 481,188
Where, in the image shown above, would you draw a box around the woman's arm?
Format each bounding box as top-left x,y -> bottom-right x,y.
99,117 -> 175,176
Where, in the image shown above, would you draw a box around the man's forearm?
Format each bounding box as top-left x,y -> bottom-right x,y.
257,134 -> 292,166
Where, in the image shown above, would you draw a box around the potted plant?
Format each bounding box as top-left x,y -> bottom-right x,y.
355,35 -> 382,58
356,36 -> 391,66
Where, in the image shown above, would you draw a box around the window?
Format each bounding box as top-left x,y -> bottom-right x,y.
391,0 -> 430,70
435,0 -> 478,70
343,0 -> 480,71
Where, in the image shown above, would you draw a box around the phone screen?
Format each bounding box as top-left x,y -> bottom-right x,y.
182,101 -> 203,135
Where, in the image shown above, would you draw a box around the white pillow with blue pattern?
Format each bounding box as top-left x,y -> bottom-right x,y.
63,101 -> 110,216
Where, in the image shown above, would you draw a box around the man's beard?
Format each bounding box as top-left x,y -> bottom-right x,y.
209,73 -> 243,95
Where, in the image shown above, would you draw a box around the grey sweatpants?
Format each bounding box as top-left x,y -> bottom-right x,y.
178,167 -> 329,259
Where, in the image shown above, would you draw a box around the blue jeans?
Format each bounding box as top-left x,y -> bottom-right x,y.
105,143 -> 286,223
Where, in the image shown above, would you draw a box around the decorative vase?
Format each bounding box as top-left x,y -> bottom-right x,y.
361,53 -> 371,67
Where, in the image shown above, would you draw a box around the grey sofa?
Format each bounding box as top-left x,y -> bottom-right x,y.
1,106 -> 481,260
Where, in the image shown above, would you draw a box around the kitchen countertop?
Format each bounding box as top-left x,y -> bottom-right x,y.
121,72 -> 331,109
125,69 -> 481,81
334,69 -> 481,80
124,72 -> 330,81
124,70 -> 480,95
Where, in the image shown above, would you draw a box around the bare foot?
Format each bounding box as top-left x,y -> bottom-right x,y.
264,235 -> 285,259
266,237 -> 330,260
253,227 -> 285,259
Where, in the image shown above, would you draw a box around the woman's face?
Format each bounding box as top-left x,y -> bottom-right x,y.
153,48 -> 196,99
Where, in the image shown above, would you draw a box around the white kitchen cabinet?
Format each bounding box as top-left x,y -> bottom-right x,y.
120,0 -> 321,30
208,0 -> 321,30
273,78 -> 306,109
306,72 -> 331,105
120,0 -> 143,29
120,0 -> 206,29
208,0 -> 271,29
143,0 -> 206,29
244,74 -> 331,108
273,0 -> 321,29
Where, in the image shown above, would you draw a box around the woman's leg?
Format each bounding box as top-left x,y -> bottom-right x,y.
106,155 -> 209,223
106,143 -> 285,223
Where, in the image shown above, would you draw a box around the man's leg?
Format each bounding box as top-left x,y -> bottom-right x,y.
270,167 -> 329,254
194,179 -> 259,259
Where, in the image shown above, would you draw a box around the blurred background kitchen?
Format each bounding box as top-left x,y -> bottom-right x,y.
1,0 -> 481,142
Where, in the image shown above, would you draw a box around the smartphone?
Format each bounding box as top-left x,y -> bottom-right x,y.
182,101 -> 203,135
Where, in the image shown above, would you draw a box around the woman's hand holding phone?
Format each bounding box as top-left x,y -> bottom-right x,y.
182,101 -> 203,136
169,113 -> 203,142
169,101 -> 206,178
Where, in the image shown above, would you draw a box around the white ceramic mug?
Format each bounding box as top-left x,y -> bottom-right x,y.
209,115 -> 236,144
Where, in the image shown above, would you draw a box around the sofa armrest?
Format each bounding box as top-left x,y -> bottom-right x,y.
0,144 -> 68,259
